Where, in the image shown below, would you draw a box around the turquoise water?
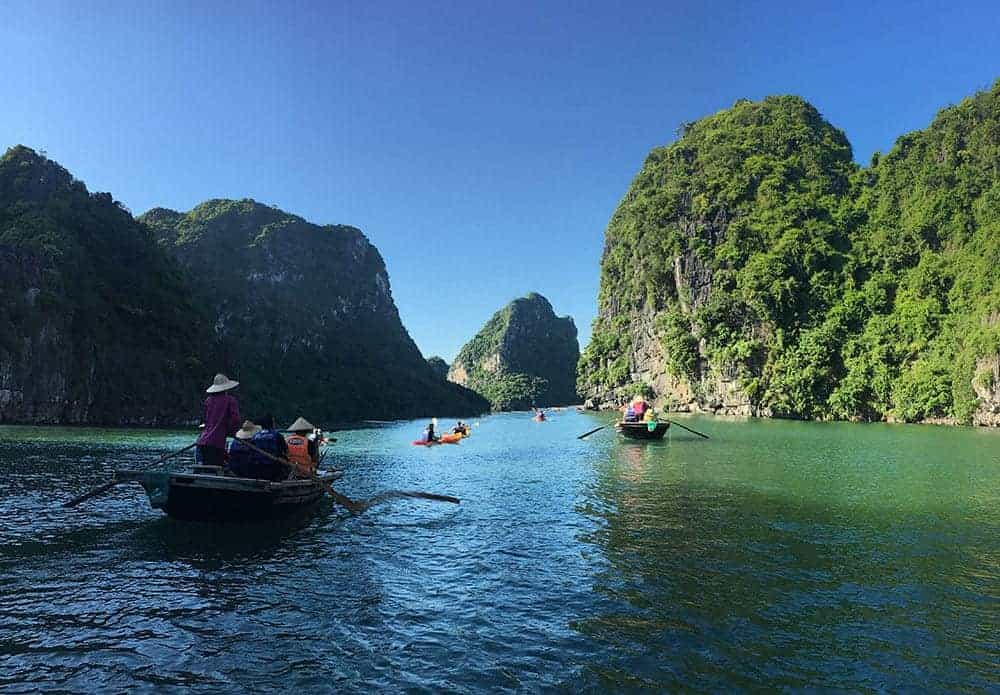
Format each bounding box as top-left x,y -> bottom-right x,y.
0,413 -> 997,691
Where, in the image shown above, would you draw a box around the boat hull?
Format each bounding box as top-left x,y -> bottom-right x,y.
116,469 -> 342,522
615,422 -> 670,440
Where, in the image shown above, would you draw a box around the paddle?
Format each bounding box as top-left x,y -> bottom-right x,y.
64,441 -> 199,508
577,425 -> 607,440
233,437 -> 366,513
667,419 -> 710,439
234,437 -> 459,513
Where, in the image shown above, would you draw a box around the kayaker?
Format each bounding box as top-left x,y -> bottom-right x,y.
227,420 -> 260,477
452,421 -> 468,436
250,413 -> 289,481
285,416 -> 319,476
196,374 -> 241,469
423,422 -> 439,443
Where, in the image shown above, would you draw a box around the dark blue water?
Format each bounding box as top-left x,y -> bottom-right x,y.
0,413 -> 997,692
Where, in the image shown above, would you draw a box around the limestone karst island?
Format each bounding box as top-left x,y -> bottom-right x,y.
1,3 -> 998,693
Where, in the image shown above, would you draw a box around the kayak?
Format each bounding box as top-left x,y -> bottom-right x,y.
412,437 -> 460,446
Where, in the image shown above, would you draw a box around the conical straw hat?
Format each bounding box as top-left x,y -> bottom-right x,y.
235,420 -> 260,439
206,373 -> 239,393
287,416 -> 314,432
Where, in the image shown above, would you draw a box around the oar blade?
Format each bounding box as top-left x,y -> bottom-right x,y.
577,425 -> 607,440
667,419 -> 710,439
63,479 -> 119,508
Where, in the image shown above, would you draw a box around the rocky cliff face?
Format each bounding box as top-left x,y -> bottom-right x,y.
448,293 -> 579,410
579,96 -> 855,416
142,199 -> 488,422
580,82 -> 1000,425
0,146 -> 208,424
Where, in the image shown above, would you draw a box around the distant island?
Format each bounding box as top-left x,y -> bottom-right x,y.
579,79 -> 1000,426
448,293 -> 579,410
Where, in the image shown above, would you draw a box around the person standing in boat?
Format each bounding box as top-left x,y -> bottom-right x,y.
285,417 -> 319,476
196,374 -> 241,468
250,413 -> 289,481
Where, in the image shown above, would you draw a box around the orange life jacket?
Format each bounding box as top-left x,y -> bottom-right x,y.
285,434 -> 314,475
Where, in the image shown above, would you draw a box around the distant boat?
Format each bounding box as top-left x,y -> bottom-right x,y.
115,465 -> 343,522
615,421 -> 670,440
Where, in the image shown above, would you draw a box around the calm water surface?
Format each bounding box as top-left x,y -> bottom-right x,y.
0,413 -> 997,692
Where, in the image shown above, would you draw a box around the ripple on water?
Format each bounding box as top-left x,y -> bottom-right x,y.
0,415 -> 998,692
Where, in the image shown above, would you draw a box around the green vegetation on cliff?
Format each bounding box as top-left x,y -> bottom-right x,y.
581,81 -> 1000,424
0,146 -> 209,423
450,293 -> 579,410
143,199 -> 488,422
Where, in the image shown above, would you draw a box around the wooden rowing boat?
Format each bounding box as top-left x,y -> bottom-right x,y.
615,421 -> 670,440
115,465 -> 343,522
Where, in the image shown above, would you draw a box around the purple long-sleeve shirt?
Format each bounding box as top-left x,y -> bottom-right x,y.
196,393 -> 241,449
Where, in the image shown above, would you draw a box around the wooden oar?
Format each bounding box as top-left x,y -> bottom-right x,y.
363,491 -> 461,507
64,441 -> 198,508
232,437 -> 366,513
667,419 -> 710,439
577,425 -> 608,440
233,437 -> 459,513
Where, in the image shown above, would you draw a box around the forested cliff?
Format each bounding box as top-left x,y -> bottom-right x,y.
449,293 -> 579,410
580,80 -> 1000,425
0,147 -> 487,425
0,146 -> 209,424
142,200 -> 489,422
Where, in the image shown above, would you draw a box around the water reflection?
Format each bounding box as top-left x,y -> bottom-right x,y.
573,419 -> 1000,691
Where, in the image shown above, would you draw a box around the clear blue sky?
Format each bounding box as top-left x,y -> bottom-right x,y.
2,1 -> 999,361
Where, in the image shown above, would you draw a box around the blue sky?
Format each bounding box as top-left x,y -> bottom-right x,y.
2,1 -> 999,360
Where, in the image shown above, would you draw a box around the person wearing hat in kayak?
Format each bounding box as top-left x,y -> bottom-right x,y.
285,416 -> 319,476
195,373 -> 241,469
226,420 -> 260,478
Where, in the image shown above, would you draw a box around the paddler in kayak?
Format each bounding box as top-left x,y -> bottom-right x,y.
533,409 -> 546,422
285,417 -> 319,476
452,421 -> 469,436
422,421 -> 439,443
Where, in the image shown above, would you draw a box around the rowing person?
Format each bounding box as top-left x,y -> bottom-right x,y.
196,374 -> 241,468
423,421 -> 439,443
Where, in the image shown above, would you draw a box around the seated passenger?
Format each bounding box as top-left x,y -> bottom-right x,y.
250,413 -> 289,481
227,420 -> 261,477
622,403 -> 638,422
285,416 -> 319,477
624,394 -> 649,422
